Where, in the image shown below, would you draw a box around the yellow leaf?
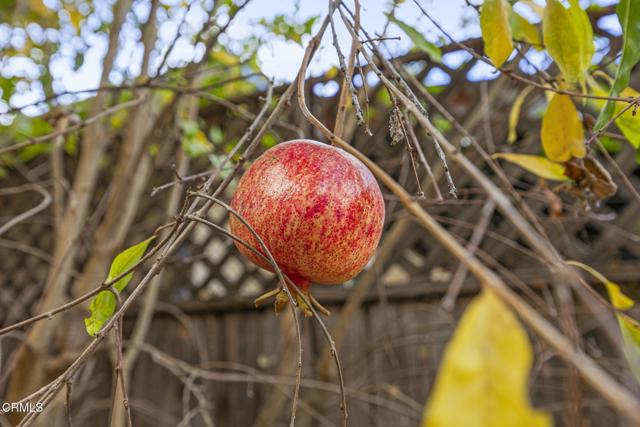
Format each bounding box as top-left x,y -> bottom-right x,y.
422,290 -> 552,427
110,109 -> 127,129
510,12 -> 541,49
28,0 -> 52,18
541,94 -> 586,161
325,66 -> 339,80
210,49 -> 240,66
68,8 -> 83,30
493,153 -> 569,181
567,261 -> 640,382
543,0 -> 594,86
480,0 -> 514,68
508,86 -> 534,143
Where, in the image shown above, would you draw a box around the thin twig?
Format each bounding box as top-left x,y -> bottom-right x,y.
330,0 -> 364,134
441,199 -> 496,311
65,380 -> 73,427
133,342 -> 420,419
185,195 -> 303,427
404,112 -> 443,200
0,184 -> 52,238
113,316 -> 133,427
586,97 -> 640,147
595,138 -> 640,205
51,115 -> 69,229
0,97 -> 144,155
286,277 -> 349,427
340,5 -> 457,197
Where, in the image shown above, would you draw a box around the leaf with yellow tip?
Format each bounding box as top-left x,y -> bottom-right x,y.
566,261 -> 634,310
543,0 -> 594,86
567,261 -> 640,382
422,290 -> 552,427
480,0 -> 514,68
541,94 -> 586,161
493,153 -> 569,181
508,86 -> 534,143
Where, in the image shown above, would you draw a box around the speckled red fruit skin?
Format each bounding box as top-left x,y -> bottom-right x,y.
229,139 -> 385,286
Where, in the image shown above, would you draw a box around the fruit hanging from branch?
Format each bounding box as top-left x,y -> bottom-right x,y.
230,139 -> 385,315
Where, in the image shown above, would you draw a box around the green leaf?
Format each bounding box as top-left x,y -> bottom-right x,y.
510,11 -> 541,49
261,132 -> 278,148
599,135 -> 622,153
259,15 -> 319,46
480,0 -> 514,68
208,126 -> 225,145
0,77 -> 17,103
594,0 -> 640,131
543,0 -> 594,86
107,237 -> 155,292
433,115 -> 452,133
84,291 -> 117,338
613,88 -> 640,149
179,120 -> 199,136
376,88 -> 393,107
180,120 -> 213,158
388,14 -> 442,63
589,82 -> 640,148
567,261 -> 640,383
541,94 -> 586,161
493,153 -> 569,181
208,153 -> 232,179
85,237 -> 155,337
19,143 -> 51,162
422,290 -> 552,427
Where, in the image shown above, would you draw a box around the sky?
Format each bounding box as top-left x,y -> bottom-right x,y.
1,0 -> 622,118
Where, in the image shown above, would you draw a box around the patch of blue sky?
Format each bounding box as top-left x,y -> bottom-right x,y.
424,67 -> 452,86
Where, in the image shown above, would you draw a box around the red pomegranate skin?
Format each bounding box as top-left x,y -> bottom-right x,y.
229,139 -> 385,286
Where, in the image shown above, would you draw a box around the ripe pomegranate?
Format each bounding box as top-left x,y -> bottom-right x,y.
229,139 -> 385,292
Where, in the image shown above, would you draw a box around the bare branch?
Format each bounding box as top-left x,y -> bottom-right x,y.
0,184 -> 51,238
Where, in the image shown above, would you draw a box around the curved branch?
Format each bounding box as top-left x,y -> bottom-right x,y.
0,184 -> 51,238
